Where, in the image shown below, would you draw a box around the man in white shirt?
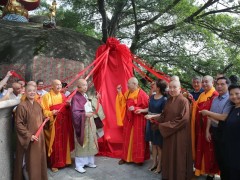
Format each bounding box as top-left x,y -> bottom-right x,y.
36,79 -> 47,97
9,82 -> 22,100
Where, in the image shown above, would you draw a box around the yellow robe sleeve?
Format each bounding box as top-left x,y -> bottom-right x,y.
41,93 -> 53,156
41,93 -> 54,117
191,99 -> 198,160
116,91 -> 127,126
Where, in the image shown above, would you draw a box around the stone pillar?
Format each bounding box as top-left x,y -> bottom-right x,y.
0,100 -> 19,180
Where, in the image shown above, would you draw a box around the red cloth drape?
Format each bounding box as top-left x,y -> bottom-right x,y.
93,37 -> 133,158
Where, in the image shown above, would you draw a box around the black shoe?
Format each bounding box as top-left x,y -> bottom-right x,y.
206,175 -> 214,180
154,169 -> 162,174
118,159 -> 126,165
148,166 -> 157,171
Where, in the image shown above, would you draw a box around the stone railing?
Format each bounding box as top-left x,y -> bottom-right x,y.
0,99 -> 20,180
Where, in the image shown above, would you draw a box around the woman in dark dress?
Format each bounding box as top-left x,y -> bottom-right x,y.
222,84 -> 240,180
144,79 -> 168,174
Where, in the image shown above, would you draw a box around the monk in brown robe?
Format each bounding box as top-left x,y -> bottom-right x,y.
14,84 -> 48,180
157,80 -> 193,180
21,81 -> 41,103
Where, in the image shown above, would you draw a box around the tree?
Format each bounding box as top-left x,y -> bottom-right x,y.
55,0 -> 240,88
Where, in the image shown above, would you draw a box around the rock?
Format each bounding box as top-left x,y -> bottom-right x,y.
29,15 -> 49,24
0,20 -> 102,82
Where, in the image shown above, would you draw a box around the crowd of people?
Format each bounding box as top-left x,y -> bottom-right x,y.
0,72 -> 103,180
115,75 -> 240,180
0,70 -> 239,180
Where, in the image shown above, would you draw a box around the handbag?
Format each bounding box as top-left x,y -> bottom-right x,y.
94,117 -> 104,129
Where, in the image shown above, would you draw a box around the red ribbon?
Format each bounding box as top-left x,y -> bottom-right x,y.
132,56 -> 171,82
132,63 -> 153,83
34,117 -> 50,140
10,70 -> 26,82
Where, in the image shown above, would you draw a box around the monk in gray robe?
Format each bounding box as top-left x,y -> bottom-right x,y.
14,84 -> 48,180
71,79 -> 98,173
157,80 -> 193,180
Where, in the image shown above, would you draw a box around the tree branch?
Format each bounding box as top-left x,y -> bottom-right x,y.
108,0 -> 128,37
97,0 -> 109,43
197,5 -> 240,18
130,0 -> 140,53
138,0 -> 181,29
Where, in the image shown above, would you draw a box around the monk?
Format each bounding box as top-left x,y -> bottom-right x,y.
21,81 -> 41,103
71,79 -> 100,173
14,85 -> 48,180
191,75 -> 219,179
41,79 -> 74,172
155,80 -> 193,180
116,77 -> 149,165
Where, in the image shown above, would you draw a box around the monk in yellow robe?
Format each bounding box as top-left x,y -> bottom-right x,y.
116,77 -> 149,165
41,79 -> 74,172
192,75 -> 219,178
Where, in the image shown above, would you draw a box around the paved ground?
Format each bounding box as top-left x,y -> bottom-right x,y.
47,156 -> 220,180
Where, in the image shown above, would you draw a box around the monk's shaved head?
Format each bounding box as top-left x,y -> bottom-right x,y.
128,77 -> 138,92
12,82 -> 21,89
171,75 -> 180,82
27,81 -> 37,87
12,82 -> 22,95
25,84 -> 36,91
77,79 -> 88,93
202,75 -> 214,92
128,77 -> 138,85
25,84 -> 37,100
52,79 -> 61,85
78,79 -> 87,86
203,75 -> 214,83
169,80 -> 181,88
168,80 -> 181,97
52,79 -> 62,93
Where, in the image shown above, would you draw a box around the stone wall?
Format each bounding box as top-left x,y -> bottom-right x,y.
0,100 -> 20,180
0,56 -> 84,91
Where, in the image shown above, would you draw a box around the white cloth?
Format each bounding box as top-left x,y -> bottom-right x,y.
65,91 -> 70,97
75,156 -> 95,168
96,128 -> 104,138
83,93 -> 93,113
9,93 -> 21,100
37,89 -> 47,97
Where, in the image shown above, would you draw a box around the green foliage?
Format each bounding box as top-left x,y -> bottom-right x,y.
56,9 -> 100,38
33,0 -> 49,15
32,0 -> 240,89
